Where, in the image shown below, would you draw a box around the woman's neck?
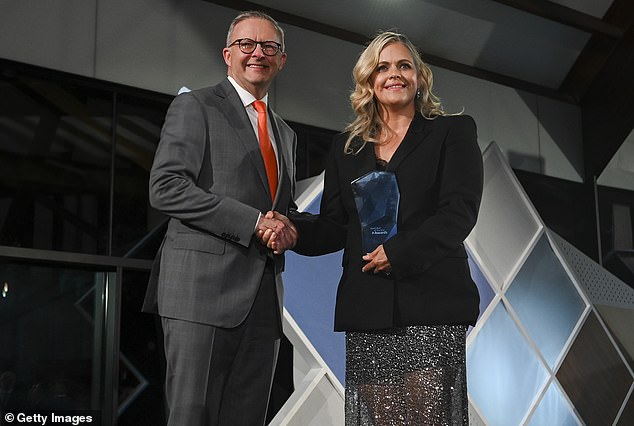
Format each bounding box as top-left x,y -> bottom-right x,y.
378,106 -> 414,144
374,107 -> 415,162
379,103 -> 414,134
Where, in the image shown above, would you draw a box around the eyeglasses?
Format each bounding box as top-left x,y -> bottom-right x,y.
228,38 -> 283,56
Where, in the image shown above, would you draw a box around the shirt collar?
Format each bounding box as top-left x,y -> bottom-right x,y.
227,76 -> 268,108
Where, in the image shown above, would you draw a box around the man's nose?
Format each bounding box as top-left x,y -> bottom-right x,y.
252,43 -> 266,56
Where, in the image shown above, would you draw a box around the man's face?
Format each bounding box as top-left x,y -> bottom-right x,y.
223,18 -> 287,98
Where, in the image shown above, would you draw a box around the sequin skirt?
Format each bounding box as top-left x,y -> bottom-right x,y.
345,325 -> 468,426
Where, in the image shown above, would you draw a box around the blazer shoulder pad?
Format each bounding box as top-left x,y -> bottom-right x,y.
439,113 -> 476,128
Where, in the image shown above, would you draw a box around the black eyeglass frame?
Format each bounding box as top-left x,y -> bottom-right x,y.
228,38 -> 283,56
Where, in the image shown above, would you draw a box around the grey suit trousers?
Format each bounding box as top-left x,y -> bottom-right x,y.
161,262 -> 281,426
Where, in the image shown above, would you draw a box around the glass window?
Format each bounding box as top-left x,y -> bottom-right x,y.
0,260 -> 112,418
0,70 -> 112,254
117,269 -> 164,425
111,94 -> 168,259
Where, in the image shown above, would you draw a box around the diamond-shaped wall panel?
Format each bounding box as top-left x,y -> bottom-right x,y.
467,301 -> 549,425
468,255 -> 496,322
466,144 -> 542,291
594,304 -> 634,366
527,381 -> 579,426
556,311 -> 632,425
464,143 -> 633,425
277,141 -> 634,425
549,230 -> 634,308
505,235 -> 587,369
617,394 -> 634,425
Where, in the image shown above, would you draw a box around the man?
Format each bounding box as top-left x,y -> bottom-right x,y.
143,11 -> 297,425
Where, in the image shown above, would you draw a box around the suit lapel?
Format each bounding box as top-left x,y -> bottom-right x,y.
386,113 -> 430,172
344,139 -> 378,183
214,80 -> 272,200
346,114 -> 430,179
357,143 -> 378,178
270,111 -> 287,207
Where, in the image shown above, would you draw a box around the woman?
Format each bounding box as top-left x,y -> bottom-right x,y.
276,31 -> 483,425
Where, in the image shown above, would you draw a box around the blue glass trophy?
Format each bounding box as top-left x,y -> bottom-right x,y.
351,171 -> 400,253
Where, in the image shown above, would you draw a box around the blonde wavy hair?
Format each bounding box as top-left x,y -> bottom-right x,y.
345,31 -> 444,154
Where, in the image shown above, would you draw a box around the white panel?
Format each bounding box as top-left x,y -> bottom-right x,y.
433,66 -> 495,155
271,372 -> 345,426
1,0 -> 586,179
505,235 -> 587,369
275,26 -> 359,131
436,66 -> 586,183
467,143 -> 542,290
435,68 -> 542,173
249,0 -> 589,88
468,401 -> 488,426
95,0 -> 230,95
595,304 -> 634,369
467,301 -> 550,426
612,204 -> 633,250
528,380 -> 581,425
538,97 -> 583,182
295,375 -> 345,426
94,0 -> 359,127
490,88 -> 542,173
273,310 -> 344,426
598,128 -> 634,191
464,146 -> 627,425
247,0 -> 495,69
0,0 -> 97,76
548,0 -> 612,18
549,230 -> 634,309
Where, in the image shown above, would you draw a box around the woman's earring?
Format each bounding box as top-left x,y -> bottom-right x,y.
416,88 -> 421,99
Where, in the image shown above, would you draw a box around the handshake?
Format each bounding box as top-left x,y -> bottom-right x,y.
256,211 -> 297,254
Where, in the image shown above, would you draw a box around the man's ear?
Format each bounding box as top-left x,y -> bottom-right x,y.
278,52 -> 287,70
222,48 -> 232,67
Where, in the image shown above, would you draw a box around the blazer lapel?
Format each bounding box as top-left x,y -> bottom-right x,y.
214,80 -> 272,200
386,113 -> 430,172
348,139 -> 378,182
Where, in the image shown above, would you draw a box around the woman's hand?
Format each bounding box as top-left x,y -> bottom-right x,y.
362,244 -> 392,275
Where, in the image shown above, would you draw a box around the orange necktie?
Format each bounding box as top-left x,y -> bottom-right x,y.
253,100 -> 278,202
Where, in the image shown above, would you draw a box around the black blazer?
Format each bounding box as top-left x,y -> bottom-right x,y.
293,113 -> 483,331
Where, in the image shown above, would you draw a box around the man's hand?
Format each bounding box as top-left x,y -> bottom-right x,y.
256,211 -> 298,254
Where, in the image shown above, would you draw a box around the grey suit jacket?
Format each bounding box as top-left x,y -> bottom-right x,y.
142,78 -> 297,327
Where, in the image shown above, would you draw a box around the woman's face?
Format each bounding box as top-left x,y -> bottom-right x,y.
371,42 -> 418,112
